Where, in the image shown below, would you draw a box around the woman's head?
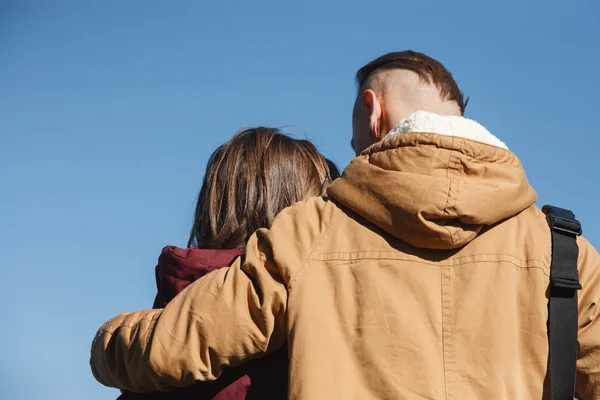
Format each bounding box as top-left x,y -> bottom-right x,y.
189,127 -> 340,250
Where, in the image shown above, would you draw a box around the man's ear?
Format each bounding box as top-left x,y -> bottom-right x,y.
363,89 -> 383,139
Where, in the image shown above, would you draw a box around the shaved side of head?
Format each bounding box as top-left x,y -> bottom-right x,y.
369,69 -> 462,122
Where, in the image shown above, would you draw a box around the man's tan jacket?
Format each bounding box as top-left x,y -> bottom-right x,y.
91,112 -> 600,399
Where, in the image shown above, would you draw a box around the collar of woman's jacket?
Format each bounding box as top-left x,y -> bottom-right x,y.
327,111 -> 537,250
154,246 -> 243,308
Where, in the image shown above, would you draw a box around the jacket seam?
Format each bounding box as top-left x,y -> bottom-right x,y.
306,257 -> 550,276
442,138 -> 458,245
441,265 -> 454,400
287,205 -> 339,291
311,250 -> 547,262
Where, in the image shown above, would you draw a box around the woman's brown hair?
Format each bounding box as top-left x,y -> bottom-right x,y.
188,127 -> 339,250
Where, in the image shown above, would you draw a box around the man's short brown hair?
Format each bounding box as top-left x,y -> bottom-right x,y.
356,50 -> 468,115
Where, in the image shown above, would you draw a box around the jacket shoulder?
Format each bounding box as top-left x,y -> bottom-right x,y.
256,196 -> 340,288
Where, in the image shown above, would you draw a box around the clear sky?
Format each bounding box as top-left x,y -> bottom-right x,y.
1,1 -> 598,398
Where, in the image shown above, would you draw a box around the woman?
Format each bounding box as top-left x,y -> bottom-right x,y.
118,127 -> 339,400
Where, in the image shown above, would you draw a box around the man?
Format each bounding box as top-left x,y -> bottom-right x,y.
91,51 -> 600,399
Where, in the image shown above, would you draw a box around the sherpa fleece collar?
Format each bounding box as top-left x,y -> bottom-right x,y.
384,111 -> 508,150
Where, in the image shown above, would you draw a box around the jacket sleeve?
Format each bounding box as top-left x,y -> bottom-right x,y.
575,236 -> 600,399
90,197 -> 334,393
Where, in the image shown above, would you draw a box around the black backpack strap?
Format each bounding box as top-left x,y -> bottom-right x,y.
542,205 -> 582,400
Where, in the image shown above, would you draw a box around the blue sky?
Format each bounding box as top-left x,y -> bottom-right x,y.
1,1 -> 598,398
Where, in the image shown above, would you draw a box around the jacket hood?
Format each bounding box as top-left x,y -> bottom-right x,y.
328,111 -> 537,249
153,246 -> 242,308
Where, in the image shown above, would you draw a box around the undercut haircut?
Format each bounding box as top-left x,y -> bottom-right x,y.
356,50 -> 468,115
